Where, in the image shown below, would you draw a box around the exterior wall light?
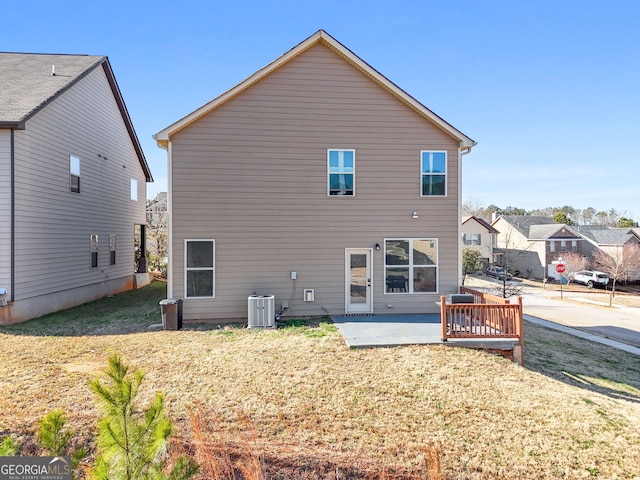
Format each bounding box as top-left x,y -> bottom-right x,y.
412,212 -> 419,219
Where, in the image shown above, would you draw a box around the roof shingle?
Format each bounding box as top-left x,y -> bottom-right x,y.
0,52 -> 105,126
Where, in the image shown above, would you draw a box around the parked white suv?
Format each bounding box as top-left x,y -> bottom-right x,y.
571,270 -> 610,288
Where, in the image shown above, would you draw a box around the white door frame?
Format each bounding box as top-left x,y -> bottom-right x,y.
345,248 -> 373,314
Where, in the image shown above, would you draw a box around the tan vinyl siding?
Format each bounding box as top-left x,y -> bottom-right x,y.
170,43 -> 461,320
0,130 -> 10,292
12,66 -> 146,300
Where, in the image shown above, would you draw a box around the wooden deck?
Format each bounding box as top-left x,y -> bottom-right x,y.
440,287 -> 524,365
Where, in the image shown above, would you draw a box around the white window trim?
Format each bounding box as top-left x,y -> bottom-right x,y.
109,234 -> 117,266
130,178 -> 138,201
420,150 -> 447,197
327,149 -> 355,196
90,234 -> 99,269
70,155 -> 81,194
184,239 -> 215,299
463,233 -> 481,246
384,238 -> 439,294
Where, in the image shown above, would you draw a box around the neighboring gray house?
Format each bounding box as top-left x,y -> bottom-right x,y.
0,53 -> 152,324
577,226 -> 640,259
462,215 -> 499,266
492,215 -> 584,279
154,30 -> 476,322
577,226 -> 640,280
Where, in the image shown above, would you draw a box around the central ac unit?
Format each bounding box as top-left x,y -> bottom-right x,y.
248,295 -> 275,328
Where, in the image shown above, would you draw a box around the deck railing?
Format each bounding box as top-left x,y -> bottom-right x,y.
459,286 -> 511,305
440,288 -> 524,364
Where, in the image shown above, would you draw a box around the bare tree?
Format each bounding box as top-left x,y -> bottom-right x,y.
490,278 -> 524,299
561,252 -> 589,279
582,207 -> 596,225
622,243 -> 640,282
146,193 -> 168,276
462,197 -> 486,218
593,243 -> 640,305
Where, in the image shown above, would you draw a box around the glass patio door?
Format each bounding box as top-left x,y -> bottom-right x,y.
345,249 -> 372,314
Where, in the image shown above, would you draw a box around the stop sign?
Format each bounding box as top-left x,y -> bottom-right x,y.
556,264 -> 566,274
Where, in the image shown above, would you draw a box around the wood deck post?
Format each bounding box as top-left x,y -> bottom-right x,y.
440,296 -> 447,341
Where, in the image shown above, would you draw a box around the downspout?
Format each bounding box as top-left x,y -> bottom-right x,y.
458,144 -> 474,289
10,130 -> 15,302
166,140 -> 173,299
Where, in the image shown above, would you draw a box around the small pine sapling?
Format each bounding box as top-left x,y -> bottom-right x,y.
37,409 -> 87,478
89,355 -> 198,480
0,436 -> 20,456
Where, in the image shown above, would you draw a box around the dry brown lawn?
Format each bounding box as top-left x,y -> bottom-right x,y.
1,281 -> 640,479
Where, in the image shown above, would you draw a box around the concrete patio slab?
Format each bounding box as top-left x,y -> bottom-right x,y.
331,314 -> 441,348
332,314 -> 519,351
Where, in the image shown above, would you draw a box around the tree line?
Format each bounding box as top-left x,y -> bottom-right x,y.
464,202 -> 638,228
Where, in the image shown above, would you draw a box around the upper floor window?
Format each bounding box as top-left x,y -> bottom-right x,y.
549,241 -> 556,253
130,178 -> 138,201
70,155 -> 81,193
328,149 -> 354,196
421,151 -> 446,196
463,233 -> 481,246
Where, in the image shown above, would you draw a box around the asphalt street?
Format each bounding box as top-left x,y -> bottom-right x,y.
520,284 -> 640,351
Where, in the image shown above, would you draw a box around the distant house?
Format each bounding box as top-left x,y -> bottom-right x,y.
0,53 -> 152,324
462,215 -> 499,266
154,30 -> 475,322
492,215 -> 584,279
577,226 -> 640,258
577,226 -> 640,280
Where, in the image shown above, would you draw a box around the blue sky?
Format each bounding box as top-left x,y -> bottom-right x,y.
3,0 -> 639,219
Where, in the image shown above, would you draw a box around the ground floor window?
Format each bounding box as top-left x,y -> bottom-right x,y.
385,239 -> 438,293
109,235 -> 117,265
185,239 -> 215,298
90,234 -> 99,268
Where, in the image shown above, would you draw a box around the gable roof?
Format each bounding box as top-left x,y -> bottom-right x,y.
462,215 -> 499,233
577,226 -> 640,246
0,52 -> 152,181
154,30 -> 476,150
495,215 -> 581,240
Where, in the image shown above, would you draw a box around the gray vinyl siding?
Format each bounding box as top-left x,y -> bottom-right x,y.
170,43 -> 461,320
0,130 -> 10,292
12,66 -> 146,300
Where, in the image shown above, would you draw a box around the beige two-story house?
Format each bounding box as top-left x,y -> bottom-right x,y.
462,215 -> 499,266
154,31 -> 475,322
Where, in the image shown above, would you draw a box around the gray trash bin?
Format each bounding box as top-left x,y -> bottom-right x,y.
159,299 -> 181,330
